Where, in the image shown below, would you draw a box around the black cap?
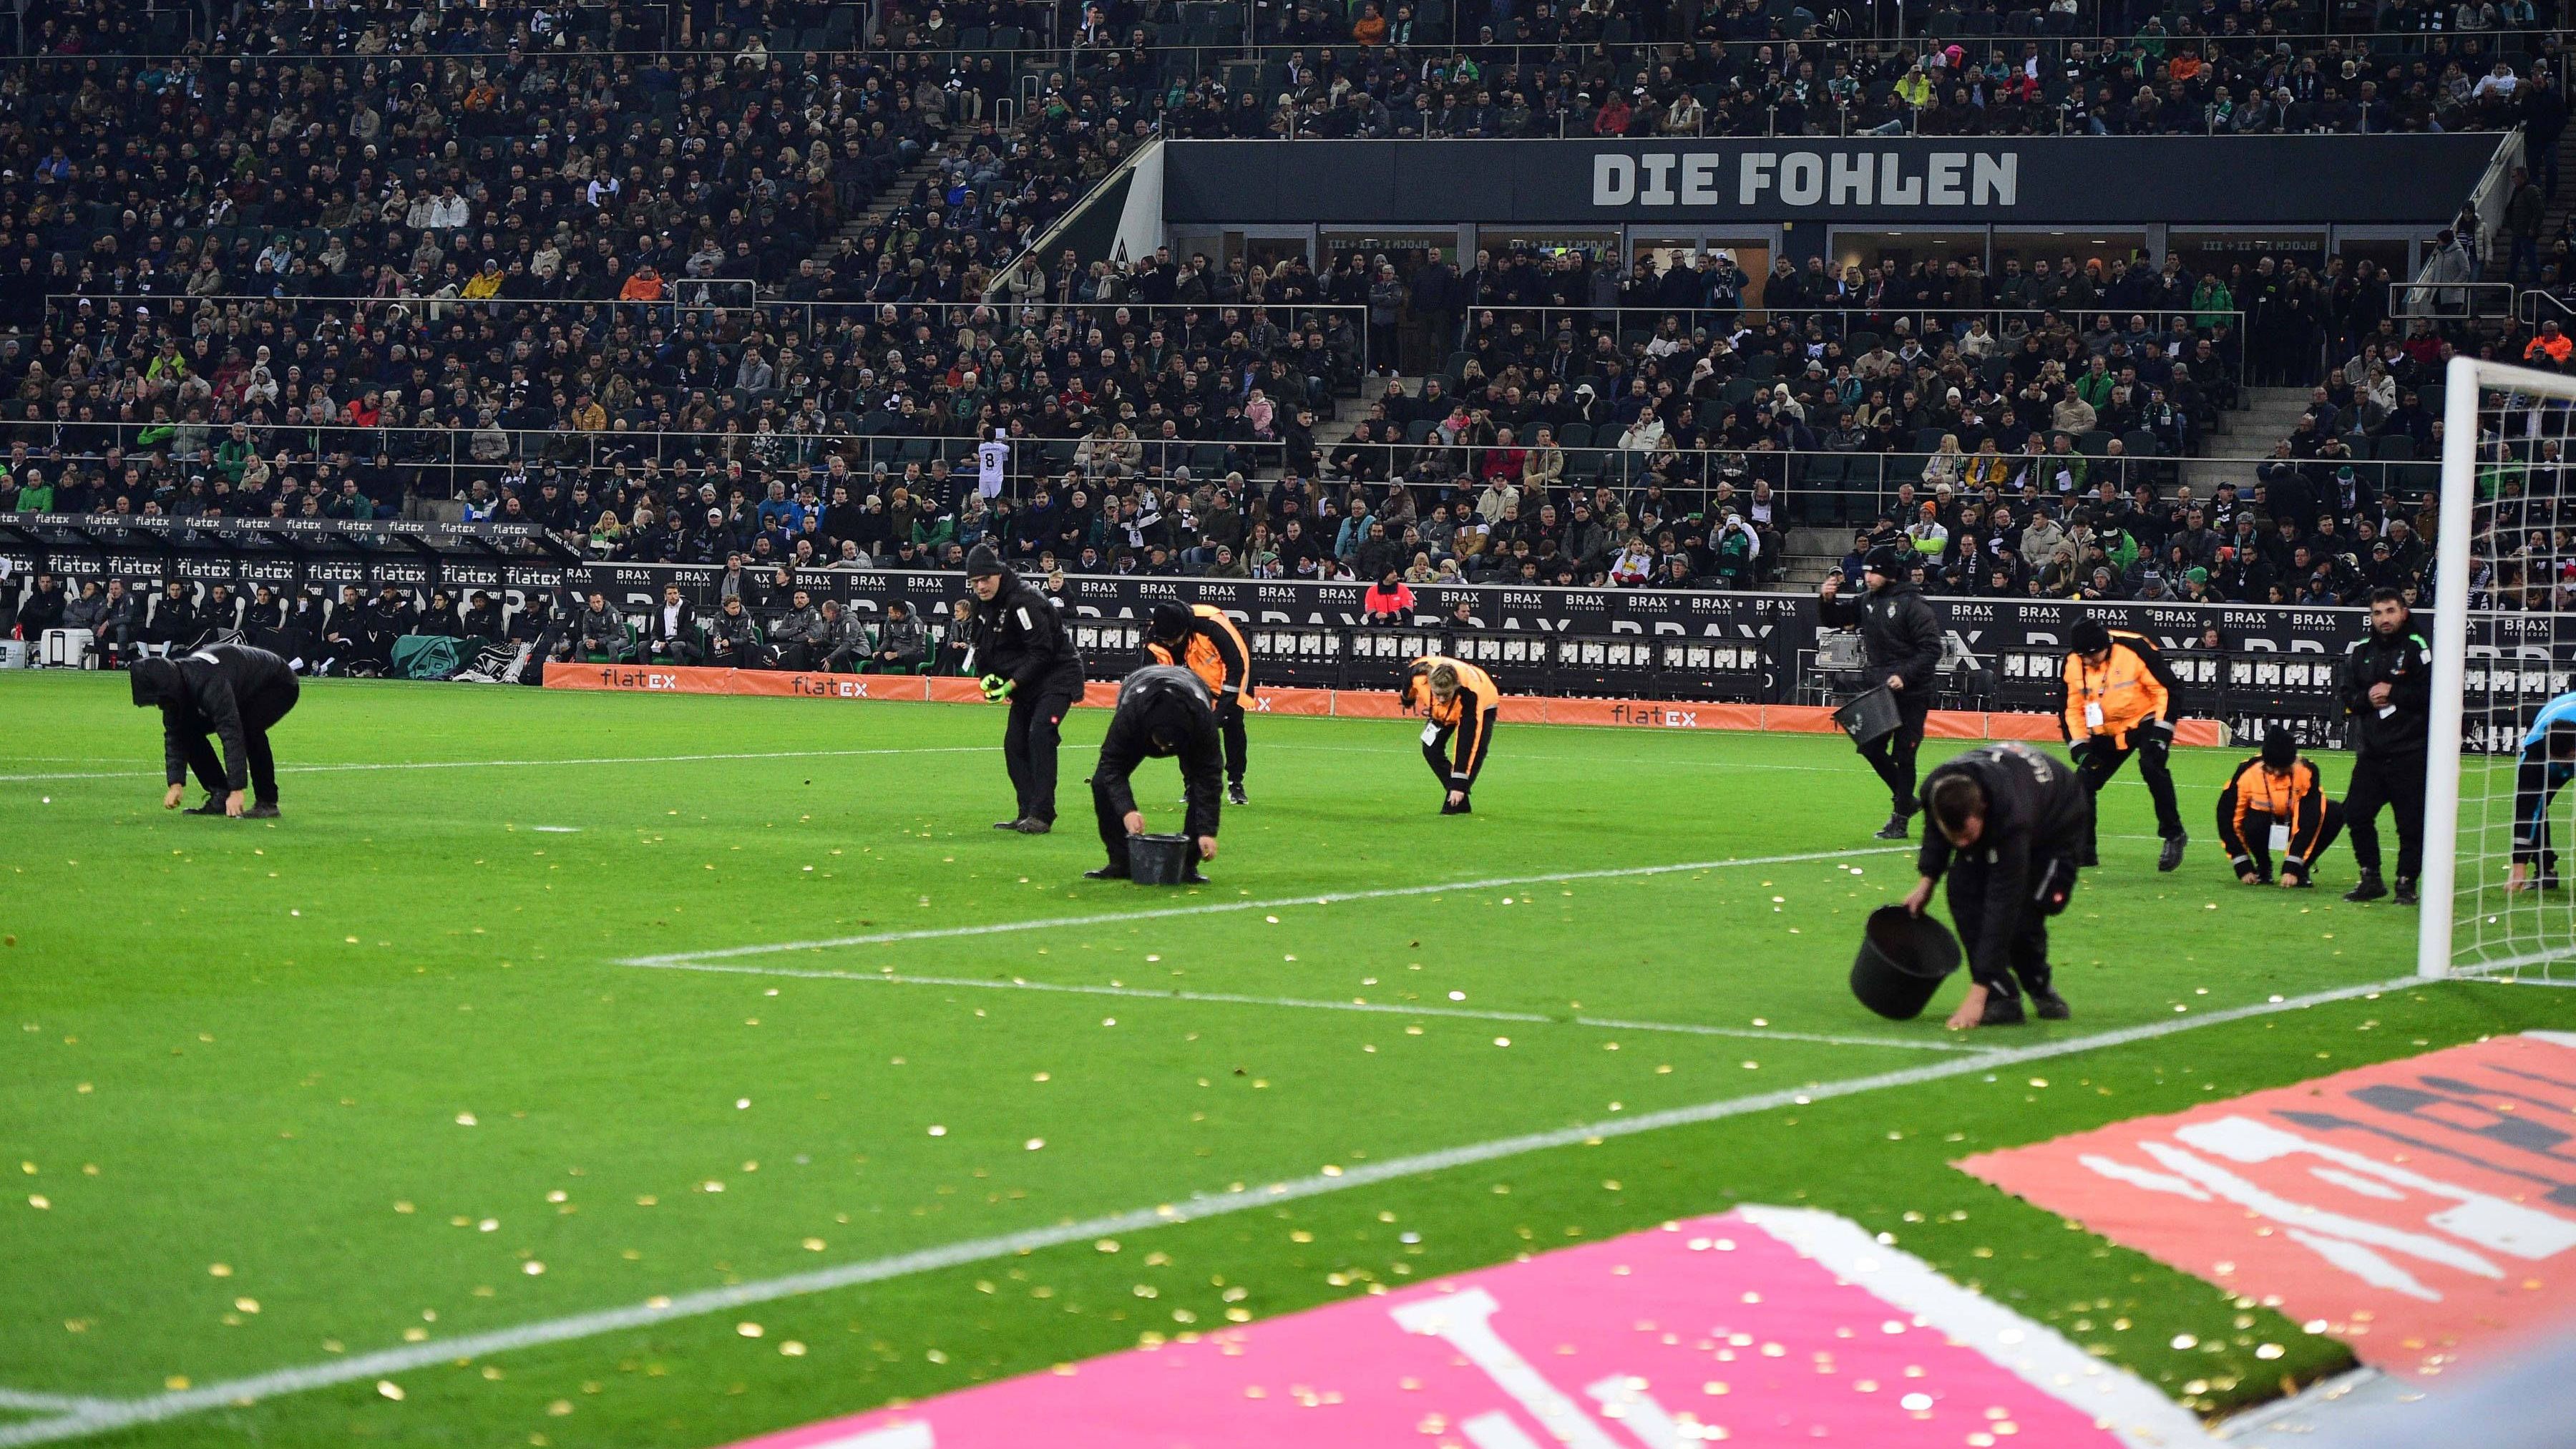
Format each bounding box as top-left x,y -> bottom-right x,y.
2261,731 -> 2298,771
129,658 -> 178,708
964,544 -> 1004,580
2070,619 -> 2113,656
1862,545 -> 1904,575
1149,602 -> 1192,640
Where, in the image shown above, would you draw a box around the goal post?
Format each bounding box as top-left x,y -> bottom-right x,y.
2421,353 -> 2576,981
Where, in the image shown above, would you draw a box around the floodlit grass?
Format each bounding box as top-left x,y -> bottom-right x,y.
3,671 -> 2569,1447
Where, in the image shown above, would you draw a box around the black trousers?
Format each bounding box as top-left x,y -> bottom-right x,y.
1005,671 -> 1085,824
1423,708 -> 1498,799
1946,850 -> 2071,1000
182,677 -> 301,805
2216,796 -> 2346,882
2347,748 -> 2427,879
1218,695 -> 1249,786
2514,755 -> 2572,867
1858,700 -> 1930,816
2075,728 -> 2185,859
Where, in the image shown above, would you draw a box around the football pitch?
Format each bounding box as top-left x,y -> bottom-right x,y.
5,672 -> 2572,1448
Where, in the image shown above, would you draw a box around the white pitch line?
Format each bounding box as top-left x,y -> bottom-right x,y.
617,846 -> 1916,967
0,746 -> 990,784
0,970 -> 2419,1448
0,1395 -> 109,1416
626,958 -> 1978,1052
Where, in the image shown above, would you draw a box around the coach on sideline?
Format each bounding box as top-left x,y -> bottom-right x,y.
1085,663 -> 1224,882
131,642 -> 301,819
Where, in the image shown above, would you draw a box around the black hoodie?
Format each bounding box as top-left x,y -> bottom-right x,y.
967,564 -> 1082,694
130,643 -> 298,791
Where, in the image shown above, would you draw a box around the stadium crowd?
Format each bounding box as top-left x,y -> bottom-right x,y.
0,0 -> 2565,638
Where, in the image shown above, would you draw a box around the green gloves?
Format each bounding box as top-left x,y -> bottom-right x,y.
980,673 -> 1015,703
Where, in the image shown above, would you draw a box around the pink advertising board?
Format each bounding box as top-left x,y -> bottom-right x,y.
1963,1030 -> 2576,1380
721,1206 -> 2209,1449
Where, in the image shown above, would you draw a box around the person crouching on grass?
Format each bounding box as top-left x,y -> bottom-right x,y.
131,642 -> 301,819
2216,733 -> 2346,888
1085,664 -> 1224,882
1899,741 -> 2088,1030
1400,656 -> 1498,814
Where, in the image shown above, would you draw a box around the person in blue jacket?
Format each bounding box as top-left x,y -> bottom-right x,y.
2509,693 -> 2576,892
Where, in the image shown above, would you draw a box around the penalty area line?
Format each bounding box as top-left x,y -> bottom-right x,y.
616,845 -> 1918,967
0,970 -> 2418,1449
623,957 -> 1979,1053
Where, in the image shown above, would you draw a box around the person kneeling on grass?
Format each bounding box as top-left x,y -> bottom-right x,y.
1085,664 -> 1223,883
1900,741 -> 2089,1030
2217,732 -> 2346,888
131,642 -> 301,819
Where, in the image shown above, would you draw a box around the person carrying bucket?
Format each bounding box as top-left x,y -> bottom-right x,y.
1818,545 -> 1945,841
1085,664 -> 1224,884
1898,741 -> 2090,1030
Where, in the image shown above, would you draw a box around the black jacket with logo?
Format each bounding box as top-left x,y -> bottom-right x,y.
2339,617 -> 2431,757
1820,579 -> 1944,701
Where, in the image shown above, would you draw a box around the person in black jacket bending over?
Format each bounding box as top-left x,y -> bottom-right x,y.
130,642 -> 301,819
965,544 -> 1086,834
2341,587 -> 2431,905
1085,664 -> 1224,882
1901,741 -> 2089,1030
1820,545 -> 1947,839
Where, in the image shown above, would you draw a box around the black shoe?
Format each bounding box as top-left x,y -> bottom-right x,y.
1439,800 -> 1468,815
2284,872 -> 2312,889
1083,867 -> 1131,881
1016,818 -> 1052,835
1181,869 -> 1210,885
2029,985 -> 2071,1020
1873,813 -> 1909,840
2344,870 -> 2388,903
1979,991 -> 2029,1026
2393,876 -> 2419,906
1227,782 -> 1248,806
993,818 -> 1026,831
2543,873 -> 2565,892
185,796 -> 229,815
244,803 -> 280,819
2157,833 -> 2187,873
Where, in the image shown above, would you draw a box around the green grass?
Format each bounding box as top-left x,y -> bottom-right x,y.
3,671 -> 2571,1447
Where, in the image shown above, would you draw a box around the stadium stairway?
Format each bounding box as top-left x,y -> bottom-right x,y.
1773,386 -> 2300,587
2176,386 -> 2315,499
777,128 -> 962,292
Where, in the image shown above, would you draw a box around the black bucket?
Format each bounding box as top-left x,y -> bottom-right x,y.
1850,906 -> 1963,1020
1833,686 -> 1903,747
1128,833 -> 1193,885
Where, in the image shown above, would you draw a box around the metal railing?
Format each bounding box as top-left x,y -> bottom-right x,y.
0,416 -> 2443,542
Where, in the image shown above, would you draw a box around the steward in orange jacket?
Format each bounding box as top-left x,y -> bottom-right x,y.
1146,602 -> 1254,803
1401,655 -> 1497,814
2063,618 -> 2187,871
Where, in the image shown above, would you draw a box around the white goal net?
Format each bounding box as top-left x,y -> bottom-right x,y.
2425,353 -> 2576,982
